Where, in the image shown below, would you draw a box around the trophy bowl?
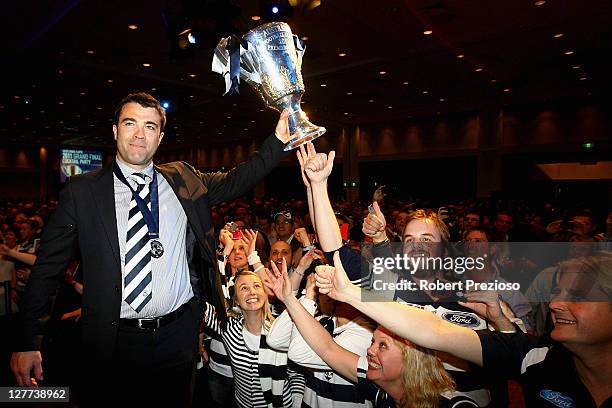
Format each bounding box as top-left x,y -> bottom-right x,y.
213,22 -> 326,151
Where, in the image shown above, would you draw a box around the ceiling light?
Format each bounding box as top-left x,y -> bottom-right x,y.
490,79 -> 497,83
572,65 -> 581,69
379,71 -> 386,75
402,81 -> 409,85
107,79 -> 113,83
456,54 -> 465,59
142,63 -> 151,67
86,50 -> 95,55
58,101 -> 64,105
553,33 -> 564,38
128,24 -> 138,30
387,106 -> 392,109
475,68 -> 484,72
564,50 -> 574,55
503,88 -> 511,92
579,76 -> 588,81
301,36 -> 309,41
423,30 -> 433,35
422,90 -> 428,94
320,84 -> 327,87
346,92 -> 352,95
344,112 -> 349,115
534,0 -> 545,5
80,91 -> 86,96
368,99 -> 374,103
439,98 -> 445,102
251,16 -> 261,21
189,74 -> 196,78
338,52 -> 347,57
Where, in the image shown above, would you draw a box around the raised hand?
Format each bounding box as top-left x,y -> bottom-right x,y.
304,273 -> 317,301
293,227 -> 311,247
274,109 -> 291,143
296,144 -> 312,188
296,248 -> 318,271
265,257 -> 293,303
242,229 -> 259,256
362,201 -> 387,242
458,290 -> 514,330
373,185 -> 386,203
218,229 -> 234,251
314,251 -> 352,302
296,142 -> 335,185
437,207 -> 449,222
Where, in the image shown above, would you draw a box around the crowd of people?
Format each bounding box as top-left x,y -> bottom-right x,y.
1,148 -> 610,407
1,93 -> 610,408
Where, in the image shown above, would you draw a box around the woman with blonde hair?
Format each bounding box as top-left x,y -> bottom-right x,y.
264,260 -> 477,408
203,268 -> 301,408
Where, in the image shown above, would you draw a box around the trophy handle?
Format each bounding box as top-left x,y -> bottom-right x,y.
240,44 -> 263,86
293,35 -> 305,71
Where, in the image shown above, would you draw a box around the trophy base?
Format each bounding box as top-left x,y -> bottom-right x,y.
283,126 -> 326,151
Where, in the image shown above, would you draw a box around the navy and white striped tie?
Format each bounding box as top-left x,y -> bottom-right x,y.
123,173 -> 153,313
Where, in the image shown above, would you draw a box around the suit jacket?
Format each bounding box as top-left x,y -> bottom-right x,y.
18,133 -> 287,359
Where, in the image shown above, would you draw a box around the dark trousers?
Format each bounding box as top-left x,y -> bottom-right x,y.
79,302 -> 199,408
207,366 -> 236,408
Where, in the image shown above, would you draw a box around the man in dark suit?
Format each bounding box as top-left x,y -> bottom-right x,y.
11,92 -> 291,406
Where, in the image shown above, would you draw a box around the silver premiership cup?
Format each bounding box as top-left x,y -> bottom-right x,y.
212,22 -> 325,151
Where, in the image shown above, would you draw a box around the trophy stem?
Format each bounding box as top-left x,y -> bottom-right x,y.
274,94 -> 326,151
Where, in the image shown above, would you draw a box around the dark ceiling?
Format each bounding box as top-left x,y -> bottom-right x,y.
1,0 -> 611,150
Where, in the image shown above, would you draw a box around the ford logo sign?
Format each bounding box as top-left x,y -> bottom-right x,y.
441,312 -> 480,328
539,390 -> 575,408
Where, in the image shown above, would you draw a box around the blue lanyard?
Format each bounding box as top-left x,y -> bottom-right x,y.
112,160 -> 160,240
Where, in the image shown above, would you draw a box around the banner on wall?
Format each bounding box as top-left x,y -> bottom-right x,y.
60,149 -> 103,182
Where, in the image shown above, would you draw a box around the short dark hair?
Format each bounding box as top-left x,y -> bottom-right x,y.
113,92 -> 166,131
495,210 -> 513,220
465,226 -> 499,242
573,209 -> 594,221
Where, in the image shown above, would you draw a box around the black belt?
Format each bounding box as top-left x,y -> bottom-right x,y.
119,302 -> 189,330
